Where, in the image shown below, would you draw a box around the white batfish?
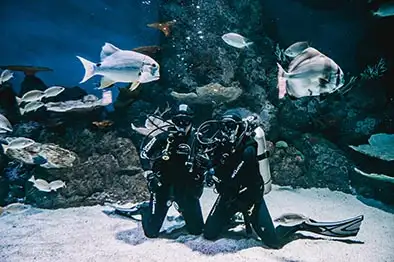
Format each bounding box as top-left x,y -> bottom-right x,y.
277,47 -> 345,99
284,41 -> 310,58
77,42 -> 160,91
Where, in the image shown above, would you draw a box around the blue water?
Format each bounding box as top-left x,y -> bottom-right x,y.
0,0 -> 160,105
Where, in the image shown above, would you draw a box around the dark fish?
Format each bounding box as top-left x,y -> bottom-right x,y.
147,20 -> 176,37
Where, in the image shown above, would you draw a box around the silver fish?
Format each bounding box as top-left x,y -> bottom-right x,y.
16,90 -> 45,105
48,180 -> 67,191
2,137 -> 35,154
284,41 -> 310,58
0,69 -> 13,84
20,101 -> 44,115
0,113 -> 13,133
372,2 -> 394,17
274,213 -> 311,226
29,176 -> 52,192
277,50 -> 345,99
44,86 -> 65,98
77,42 -> 160,90
221,33 -> 253,49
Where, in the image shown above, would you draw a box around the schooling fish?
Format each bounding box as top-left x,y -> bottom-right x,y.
277,50 -> 345,99
44,86 -> 65,98
0,69 -> 13,84
2,137 -> 35,154
16,90 -> 45,105
20,101 -> 45,115
77,42 -> 160,91
221,33 -> 253,49
0,113 -> 13,133
284,41 -> 310,58
28,175 -> 66,192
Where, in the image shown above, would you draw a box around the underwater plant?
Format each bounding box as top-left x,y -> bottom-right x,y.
359,58 -> 387,80
274,44 -> 288,63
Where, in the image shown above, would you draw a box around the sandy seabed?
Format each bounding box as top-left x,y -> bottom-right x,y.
1,185 -> 393,262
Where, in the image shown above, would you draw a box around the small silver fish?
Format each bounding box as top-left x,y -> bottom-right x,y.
274,213 -> 311,226
20,101 -> 44,115
29,176 -> 66,192
2,137 -> 35,154
16,90 -> 45,105
221,33 -> 253,49
0,69 -> 13,84
47,180 -> 67,191
284,41 -> 310,58
77,42 -> 160,90
1,203 -> 31,216
0,113 -> 13,133
44,86 -> 65,98
372,2 -> 394,17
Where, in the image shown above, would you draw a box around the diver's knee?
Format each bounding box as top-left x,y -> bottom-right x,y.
143,230 -> 159,238
203,230 -> 219,240
188,227 -> 203,235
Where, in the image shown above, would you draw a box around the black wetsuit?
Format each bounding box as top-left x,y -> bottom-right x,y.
204,139 -> 281,248
139,128 -> 204,238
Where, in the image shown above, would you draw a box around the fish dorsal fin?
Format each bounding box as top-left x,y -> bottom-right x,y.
99,77 -> 116,89
100,43 -> 121,60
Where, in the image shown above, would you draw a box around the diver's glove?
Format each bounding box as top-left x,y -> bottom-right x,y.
146,172 -> 162,193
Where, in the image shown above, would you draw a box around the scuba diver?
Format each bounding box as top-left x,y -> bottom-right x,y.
130,103 -> 205,238
195,109 -> 364,249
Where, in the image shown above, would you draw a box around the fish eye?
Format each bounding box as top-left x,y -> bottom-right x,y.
151,64 -> 157,68
138,72 -> 142,76
96,63 -> 101,67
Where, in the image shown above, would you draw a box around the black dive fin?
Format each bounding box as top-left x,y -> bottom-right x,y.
301,215 -> 364,238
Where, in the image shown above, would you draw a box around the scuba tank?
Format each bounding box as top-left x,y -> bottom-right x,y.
252,126 -> 272,195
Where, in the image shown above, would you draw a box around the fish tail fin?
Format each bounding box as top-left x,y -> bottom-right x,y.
245,41 -> 254,49
19,107 -> 25,115
277,63 -> 288,99
76,56 -> 96,83
2,144 -> 8,154
15,96 -> 22,105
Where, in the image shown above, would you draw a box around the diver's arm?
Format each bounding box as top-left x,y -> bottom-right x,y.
252,126 -> 272,194
140,133 -> 167,171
